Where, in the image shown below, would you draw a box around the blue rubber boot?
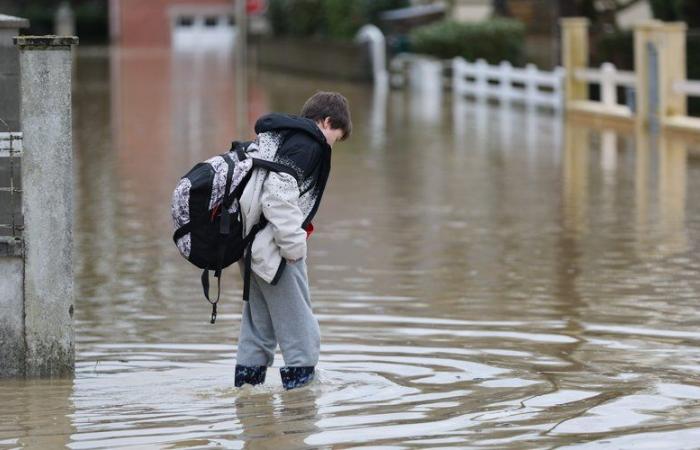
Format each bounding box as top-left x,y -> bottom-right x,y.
235,364 -> 267,387
280,366 -> 315,390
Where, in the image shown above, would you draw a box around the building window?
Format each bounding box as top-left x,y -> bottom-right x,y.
178,16 -> 194,27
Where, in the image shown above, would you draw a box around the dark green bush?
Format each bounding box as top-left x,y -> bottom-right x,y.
409,19 -> 525,64
321,0 -> 364,40
14,0 -> 108,43
287,0 -> 325,37
594,30 -> 634,69
688,33 -> 700,115
650,0 -> 700,28
267,0 -> 408,40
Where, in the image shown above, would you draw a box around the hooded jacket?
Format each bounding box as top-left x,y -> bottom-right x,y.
238,113 -> 331,284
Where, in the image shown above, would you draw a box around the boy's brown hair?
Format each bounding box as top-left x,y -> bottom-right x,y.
300,91 -> 352,141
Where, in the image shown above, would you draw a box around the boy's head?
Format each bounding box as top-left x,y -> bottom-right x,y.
301,91 -> 352,147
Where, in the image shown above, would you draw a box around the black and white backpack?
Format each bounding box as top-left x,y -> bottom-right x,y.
171,141 -> 296,323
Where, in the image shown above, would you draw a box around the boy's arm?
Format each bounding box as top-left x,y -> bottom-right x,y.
260,171 -> 307,262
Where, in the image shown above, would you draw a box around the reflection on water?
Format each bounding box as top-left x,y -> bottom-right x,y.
1,47 -> 700,449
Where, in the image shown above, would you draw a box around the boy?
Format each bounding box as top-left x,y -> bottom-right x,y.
234,91 -> 351,390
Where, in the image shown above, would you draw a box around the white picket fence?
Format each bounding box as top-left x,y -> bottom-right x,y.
390,54 -> 700,126
452,57 -> 565,110
574,62 -> 636,115
674,79 -> 700,98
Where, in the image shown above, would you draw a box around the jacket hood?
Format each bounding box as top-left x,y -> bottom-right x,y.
254,113 -> 328,148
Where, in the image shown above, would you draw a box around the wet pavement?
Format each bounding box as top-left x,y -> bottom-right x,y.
1,47 -> 700,449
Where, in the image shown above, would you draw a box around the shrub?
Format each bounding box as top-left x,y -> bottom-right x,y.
15,0 -> 108,43
321,0 -> 365,40
409,19 -> 525,65
287,0 -> 325,37
594,30 -> 634,69
650,0 -> 700,28
267,0 -> 409,40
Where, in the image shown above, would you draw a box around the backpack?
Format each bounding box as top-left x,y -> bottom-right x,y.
171,141 -> 297,324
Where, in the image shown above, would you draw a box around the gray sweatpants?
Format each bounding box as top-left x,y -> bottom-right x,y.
236,258 -> 321,367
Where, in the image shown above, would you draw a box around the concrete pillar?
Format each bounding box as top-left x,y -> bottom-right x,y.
14,35 -> 78,377
0,14 -> 29,132
634,21 -> 687,127
560,18 -> 589,105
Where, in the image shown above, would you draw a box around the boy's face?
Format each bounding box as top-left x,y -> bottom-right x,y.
317,117 -> 345,147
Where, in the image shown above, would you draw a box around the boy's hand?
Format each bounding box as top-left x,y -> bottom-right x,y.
287,258 -> 302,264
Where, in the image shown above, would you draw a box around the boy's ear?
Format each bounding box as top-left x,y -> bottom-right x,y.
323,117 -> 332,129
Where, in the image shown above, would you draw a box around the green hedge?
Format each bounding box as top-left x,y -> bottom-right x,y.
409,19 -> 525,65
268,0 -> 408,40
15,0 -> 108,44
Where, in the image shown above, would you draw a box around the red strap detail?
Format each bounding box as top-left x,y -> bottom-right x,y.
210,203 -> 221,222
304,222 -> 314,239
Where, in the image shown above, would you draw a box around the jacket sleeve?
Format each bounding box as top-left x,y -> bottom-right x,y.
260,171 -> 307,261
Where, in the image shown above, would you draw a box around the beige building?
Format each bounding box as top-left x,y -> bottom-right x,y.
451,0 -> 492,22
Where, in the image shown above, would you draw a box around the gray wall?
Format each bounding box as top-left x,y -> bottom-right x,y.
254,37 -> 372,82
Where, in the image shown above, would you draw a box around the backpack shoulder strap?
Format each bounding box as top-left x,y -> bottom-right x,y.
250,158 -> 300,184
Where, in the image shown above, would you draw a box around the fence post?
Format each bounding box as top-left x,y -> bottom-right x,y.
475,59 -> 488,100
600,62 -> 617,108
499,61 -> 513,103
553,66 -> 566,110
560,17 -> 589,105
452,57 -> 464,95
14,36 -> 78,377
525,64 -> 538,105
634,21 -> 687,127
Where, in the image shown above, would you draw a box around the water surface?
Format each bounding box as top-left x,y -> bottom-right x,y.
1,47 -> 700,449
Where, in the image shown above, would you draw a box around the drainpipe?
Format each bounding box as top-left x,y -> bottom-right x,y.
355,24 -> 388,86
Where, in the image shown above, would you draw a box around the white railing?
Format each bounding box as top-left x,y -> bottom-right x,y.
574,62 -> 636,111
390,53 -> 450,89
673,79 -> 700,98
452,58 -> 565,110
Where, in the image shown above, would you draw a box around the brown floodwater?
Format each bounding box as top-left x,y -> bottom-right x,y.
2,47 -> 700,449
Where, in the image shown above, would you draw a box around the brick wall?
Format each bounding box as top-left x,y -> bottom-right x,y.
110,0 -> 232,47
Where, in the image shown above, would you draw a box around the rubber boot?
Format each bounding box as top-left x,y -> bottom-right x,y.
280,366 -> 315,390
235,364 -> 267,387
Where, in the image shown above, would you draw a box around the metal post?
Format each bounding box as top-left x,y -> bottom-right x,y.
634,21 -> 687,129
235,0 -> 248,138
14,35 -> 78,377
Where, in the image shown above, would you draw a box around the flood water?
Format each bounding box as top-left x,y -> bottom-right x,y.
2,47 -> 700,449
